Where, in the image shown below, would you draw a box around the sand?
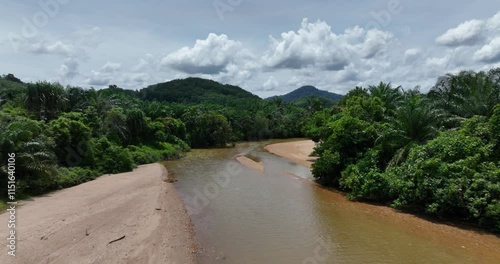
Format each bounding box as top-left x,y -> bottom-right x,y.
264,140 -> 317,168
236,156 -> 264,173
0,163 -> 196,264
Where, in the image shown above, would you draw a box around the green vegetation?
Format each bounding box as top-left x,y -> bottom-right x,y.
306,69 -> 500,233
2,67 -> 499,234
0,75 -> 311,199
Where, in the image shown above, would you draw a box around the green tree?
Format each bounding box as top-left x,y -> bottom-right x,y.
24,82 -> 67,120
376,89 -> 444,166
0,112 -> 57,195
368,82 -> 402,116
429,69 -> 500,119
103,107 -> 127,144
49,113 -> 93,167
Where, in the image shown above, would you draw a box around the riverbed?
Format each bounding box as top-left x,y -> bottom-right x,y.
163,140 -> 500,264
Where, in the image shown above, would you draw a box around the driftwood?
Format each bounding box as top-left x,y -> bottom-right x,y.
108,235 -> 126,244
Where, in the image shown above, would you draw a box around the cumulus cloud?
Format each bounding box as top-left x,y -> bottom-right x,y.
436,11 -> 500,47
86,70 -> 112,86
404,48 -> 421,63
101,62 -> 122,73
436,19 -> 485,46
261,76 -> 279,91
161,33 -> 252,75
29,40 -> 79,57
474,37 -> 500,62
124,73 -> 150,84
263,19 -> 394,71
336,66 -> 360,82
82,61 -> 124,87
60,58 -> 79,80
357,29 -> 393,59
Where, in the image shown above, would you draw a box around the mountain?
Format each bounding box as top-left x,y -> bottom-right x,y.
0,74 -> 26,104
267,85 -> 343,103
139,77 -> 261,104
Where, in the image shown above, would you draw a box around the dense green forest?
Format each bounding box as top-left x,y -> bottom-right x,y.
304,68 -> 500,233
0,76 -> 312,199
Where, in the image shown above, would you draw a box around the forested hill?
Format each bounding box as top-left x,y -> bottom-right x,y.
139,77 -> 260,104
267,85 -> 343,103
0,74 -> 26,102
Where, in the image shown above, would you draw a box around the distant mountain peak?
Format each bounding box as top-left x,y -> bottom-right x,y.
267,85 -> 343,103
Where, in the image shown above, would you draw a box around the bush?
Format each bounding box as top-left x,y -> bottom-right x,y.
340,149 -> 392,201
312,115 -> 377,186
55,167 -> 100,188
312,150 -> 342,186
128,145 -> 161,165
157,142 -> 183,160
388,131 -> 500,231
93,137 -> 135,174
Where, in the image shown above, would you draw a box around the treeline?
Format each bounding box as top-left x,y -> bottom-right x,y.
0,77 -> 314,198
305,68 -> 500,233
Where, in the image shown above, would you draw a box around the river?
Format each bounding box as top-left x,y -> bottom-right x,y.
163,140 -> 500,264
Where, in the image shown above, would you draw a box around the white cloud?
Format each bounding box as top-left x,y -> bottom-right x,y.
436,11 -> 500,47
404,48 -> 421,63
436,19 -> 484,46
261,76 -> 279,91
124,73 -> 150,84
474,37 -> 500,62
161,33 -> 252,75
264,19 -> 348,71
29,40 -> 79,57
263,19 -> 394,71
101,62 -> 122,73
86,70 -> 112,86
357,29 -> 393,59
485,12 -> 500,31
60,58 -> 79,80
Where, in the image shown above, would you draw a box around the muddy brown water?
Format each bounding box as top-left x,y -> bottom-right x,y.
163,141 -> 500,264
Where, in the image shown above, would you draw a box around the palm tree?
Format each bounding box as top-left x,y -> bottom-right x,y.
65,86 -> 90,112
0,118 -> 57,194
368,82 -> 403,116
377,89 -> 445,166
429,69 -> 500,119
88,90 -> 118,118
24,82 -> 67,120
103,107 -> 128,144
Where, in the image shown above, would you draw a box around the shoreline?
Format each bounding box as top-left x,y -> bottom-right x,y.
264,140 -> 500,261
236,155 -> 264,173
0,163 -> 197,264
264,140 -> 318,168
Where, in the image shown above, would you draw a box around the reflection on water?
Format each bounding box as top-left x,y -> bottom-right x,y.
163,141 -> 500,264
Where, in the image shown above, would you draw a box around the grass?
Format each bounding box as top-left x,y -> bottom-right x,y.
0,199 -> 6,212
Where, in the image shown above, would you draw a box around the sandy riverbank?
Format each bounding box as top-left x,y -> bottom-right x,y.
236,156 -> 264,173
264,140 -> 500,261
264,140 -> 317,168
0,163 -> 196,264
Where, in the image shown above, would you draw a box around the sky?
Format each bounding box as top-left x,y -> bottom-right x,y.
1,0 -> 500,97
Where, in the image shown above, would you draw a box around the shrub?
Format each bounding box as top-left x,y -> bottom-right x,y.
55,167 -> 100,188
341,149 -> 392,201
389,131 -> 499,231
93,137 -> 135,174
